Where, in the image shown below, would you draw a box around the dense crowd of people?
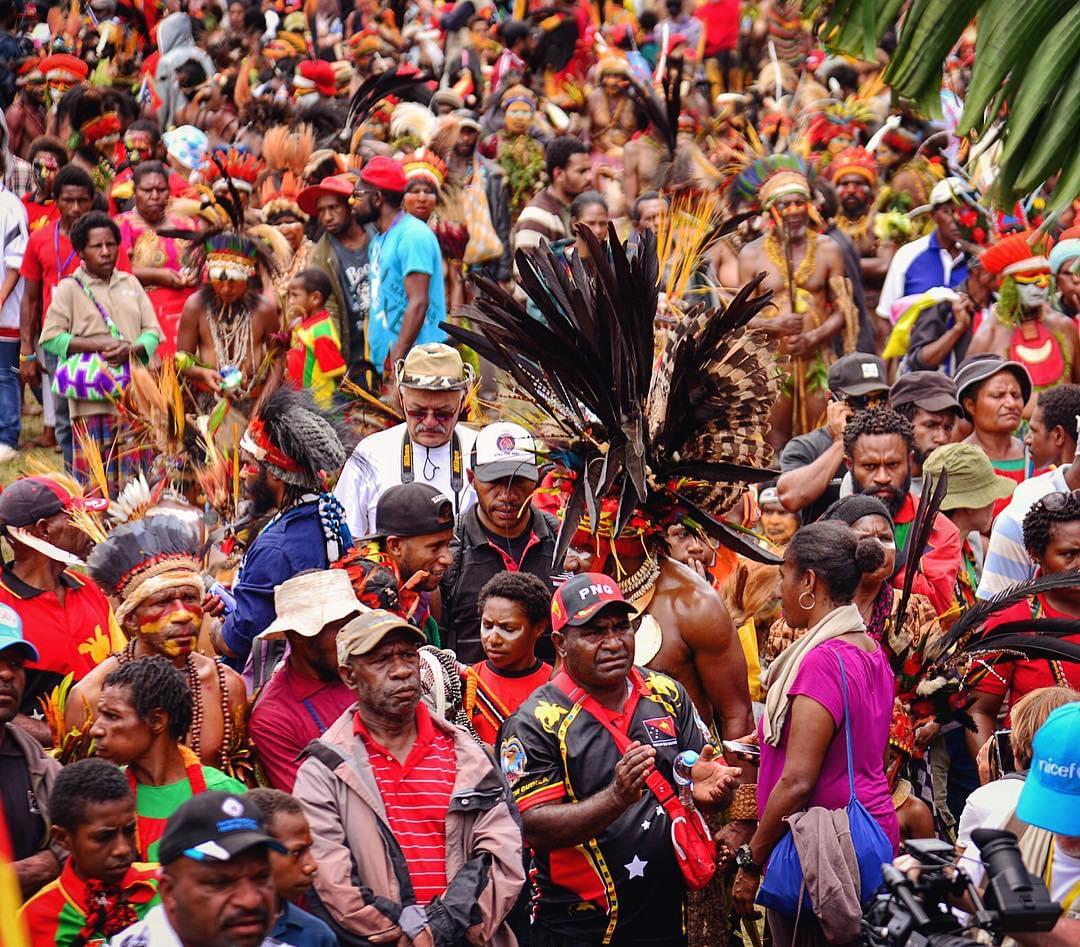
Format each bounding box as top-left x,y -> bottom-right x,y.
0,1 -> 1078,946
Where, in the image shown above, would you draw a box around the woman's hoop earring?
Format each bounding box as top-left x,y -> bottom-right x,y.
798,591 -> 816,610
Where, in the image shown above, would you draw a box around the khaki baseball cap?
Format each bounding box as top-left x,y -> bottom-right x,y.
337,609 -> 425,664
921,443 -> 1016,511
258,570 -> 363,640
395,343 -> 474,391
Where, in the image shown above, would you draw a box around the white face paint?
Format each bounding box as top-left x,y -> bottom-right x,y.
1016,281 -> 1050,310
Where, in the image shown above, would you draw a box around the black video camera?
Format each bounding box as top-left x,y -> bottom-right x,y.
861,829 -> 1061,947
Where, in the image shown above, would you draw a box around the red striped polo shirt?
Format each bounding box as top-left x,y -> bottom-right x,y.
354,703 -> 456,902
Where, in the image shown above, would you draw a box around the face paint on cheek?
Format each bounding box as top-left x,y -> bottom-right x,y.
1016,282 -> 1050,309
138,608 -> 201,655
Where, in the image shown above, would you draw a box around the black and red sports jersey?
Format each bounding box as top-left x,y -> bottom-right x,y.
499,667 -> 707,946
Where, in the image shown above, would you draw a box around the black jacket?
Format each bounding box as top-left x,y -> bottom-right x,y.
440,506 -> 559,664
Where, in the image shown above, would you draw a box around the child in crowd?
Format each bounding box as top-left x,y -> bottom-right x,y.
285,268 -> 346,408
462,572 -> 554,745
20,759 -> 160,946
247,788 -> 336,947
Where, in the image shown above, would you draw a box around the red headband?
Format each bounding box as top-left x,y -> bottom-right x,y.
243,418 -> 305,473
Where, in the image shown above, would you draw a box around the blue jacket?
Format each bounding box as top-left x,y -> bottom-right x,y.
270,901 -> 336,947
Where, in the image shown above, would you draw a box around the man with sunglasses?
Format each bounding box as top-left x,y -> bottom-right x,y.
335,342 -> 478,538
967,232 -> 1080,391
775,352 -> 889,524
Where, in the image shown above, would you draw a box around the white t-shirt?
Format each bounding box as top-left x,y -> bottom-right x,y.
955,776 -> 1026,886
334,421 -> 478,537
1049,842 -> 1080,914
0,185 -> 27,336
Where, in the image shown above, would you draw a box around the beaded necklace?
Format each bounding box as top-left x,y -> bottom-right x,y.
118,639 -> 232,761
618,555 -> 661,606
764,229 -> 818,294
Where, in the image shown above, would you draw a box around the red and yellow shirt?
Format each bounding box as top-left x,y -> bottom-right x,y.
19,860 -> 159,947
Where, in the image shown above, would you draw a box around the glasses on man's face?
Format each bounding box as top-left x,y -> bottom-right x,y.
404,406 -> 458,423
1040,489 -> 1080,512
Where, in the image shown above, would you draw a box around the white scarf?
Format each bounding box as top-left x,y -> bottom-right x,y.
762,604 -> 869,747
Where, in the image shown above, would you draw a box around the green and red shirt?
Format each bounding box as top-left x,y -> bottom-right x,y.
20,860 -> 159,947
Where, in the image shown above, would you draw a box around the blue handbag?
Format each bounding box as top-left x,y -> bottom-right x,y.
756,654 -> 895,916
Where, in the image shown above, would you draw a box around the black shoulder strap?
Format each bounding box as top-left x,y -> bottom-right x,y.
303,740 -> 418,907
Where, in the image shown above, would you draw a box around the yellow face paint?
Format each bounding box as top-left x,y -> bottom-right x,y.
137,609 -> 199,657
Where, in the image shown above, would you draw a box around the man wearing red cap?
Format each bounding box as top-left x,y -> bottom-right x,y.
354,155 -> 446,381
499,573 -> 740,946
300,173 -> 372,384
0,476 -> 122,731
968,232 -> 1080,394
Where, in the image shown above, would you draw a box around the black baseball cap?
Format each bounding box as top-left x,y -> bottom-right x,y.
373,483 -> 454,538
550,572 -> 639,633
158,792 -> 285,865
827,353 -> 888,398
889,371 -> 961,414
0,476 -> 107,529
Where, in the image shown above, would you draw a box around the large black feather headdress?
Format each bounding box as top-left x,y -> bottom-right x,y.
441,225 -> 782,568
86,513 -> 206,621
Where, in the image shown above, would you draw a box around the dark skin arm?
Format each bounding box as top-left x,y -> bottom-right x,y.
786,240 -> 846,358
859,241 -> 895,281
16,849 -> 60,898
1012,918 -> 1080,947
776,401 -> 852,513
387,272 -> 431,368
914,297 -> 971,369
733,695 -> 835,916
174,295 -> 222,392
18,277 -> 42,387
966,689 -> 1004,763
253,294 -> 285,389
522,742 -> 655,851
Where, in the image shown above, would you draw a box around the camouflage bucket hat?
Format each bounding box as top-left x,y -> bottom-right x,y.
395,343 -> 476,391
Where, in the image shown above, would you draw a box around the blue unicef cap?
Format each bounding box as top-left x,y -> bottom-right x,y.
1016,702 -> 1080,835
0,604 -> 37,663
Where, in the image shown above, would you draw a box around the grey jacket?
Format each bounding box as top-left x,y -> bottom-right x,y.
4,722 -> 63,862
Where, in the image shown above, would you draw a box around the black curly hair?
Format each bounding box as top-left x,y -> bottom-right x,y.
843,406 -> 915,458
478,571 -> 552,627
1022,491 -> 1080,559
103,656 -> 193,742
1036,384 -> 1080,447
50,758 -> 132,830
247,788 -> 304,831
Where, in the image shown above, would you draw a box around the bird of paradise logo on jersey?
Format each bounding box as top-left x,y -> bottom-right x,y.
534,700 -> 570,735
645,672 -> 681,715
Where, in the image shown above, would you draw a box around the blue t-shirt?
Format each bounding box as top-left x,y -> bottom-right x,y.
270,900 -> 336,947
368,212 -> 446,371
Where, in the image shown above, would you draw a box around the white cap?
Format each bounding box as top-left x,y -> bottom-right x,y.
472,422 -> 540,483
929,176 -> 971,207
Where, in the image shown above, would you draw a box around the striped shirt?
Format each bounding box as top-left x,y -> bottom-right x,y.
512,188 -> 570,254
353,704 -> 456,902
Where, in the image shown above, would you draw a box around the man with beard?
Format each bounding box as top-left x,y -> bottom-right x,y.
300,173 -> 371,383
738,168 -> 855,450
69,512 -> 247,771
877,177 -> 974,325
888,371 -> 962,495
827,146 -> 894,317
19,759 -> 159,945
843,406 -> 961,614
293,609 -> 524,945
967,232 -> 1080,394
110,791 -> 287,947
336,343 -> 478,538
89,657 -> 246,863
356,156 -> 446,381
211,388 -> 352,670
248,571 -> 363,792
0,476 -> 121,733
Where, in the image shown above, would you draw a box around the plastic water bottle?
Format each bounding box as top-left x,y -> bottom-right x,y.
674,749 -> 699,809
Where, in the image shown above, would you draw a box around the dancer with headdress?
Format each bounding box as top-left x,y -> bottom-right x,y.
65,512 -> 249,778
737,162 -> 857,450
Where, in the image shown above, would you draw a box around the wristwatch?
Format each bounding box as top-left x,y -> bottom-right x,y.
735,844 -> 762,874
